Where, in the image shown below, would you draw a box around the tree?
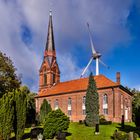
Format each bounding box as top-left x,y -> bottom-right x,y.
40,99 -> 52,124
20,86 -> 36,127
0,51 -> 21,97
13,89 -> 27,140
0,93 -> 14,140
131,88 -> 140,127
0,86 -> 33,140
43,109 -> 70,139
85,73 -> 99,127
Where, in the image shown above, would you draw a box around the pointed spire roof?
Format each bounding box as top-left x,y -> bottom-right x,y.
45,11 -> 55,51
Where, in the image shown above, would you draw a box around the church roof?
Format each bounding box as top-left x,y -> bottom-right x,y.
37,75 -> 120,97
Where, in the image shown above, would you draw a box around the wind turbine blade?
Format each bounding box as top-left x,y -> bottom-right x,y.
87,22 -> 96,54
81,57 -> 93,78
99,59 -> 110,69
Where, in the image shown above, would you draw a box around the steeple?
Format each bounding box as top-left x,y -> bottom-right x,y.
39,11 -> 60,89
45,10 -> 55,52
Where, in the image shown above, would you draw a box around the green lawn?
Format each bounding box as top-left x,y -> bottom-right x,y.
10,122 -> 140,140
66,122 -> 138,140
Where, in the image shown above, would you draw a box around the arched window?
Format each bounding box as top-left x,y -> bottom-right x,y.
43,68 -> 47,85
44,73 -> 47,85
103,94 -> 108,115
83,96 -> 86,105
68,98 -> 72,116
54,99 -> 59,110
68,98 -> 72,106
52,73 -> 55,83
103,94 -> 108,104
124,98 -> 128,120
82,96 -> 86,115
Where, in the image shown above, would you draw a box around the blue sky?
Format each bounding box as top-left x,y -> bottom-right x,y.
0,0 -> 140,92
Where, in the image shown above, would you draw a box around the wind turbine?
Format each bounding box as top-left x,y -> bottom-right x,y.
80,23 -> 109,77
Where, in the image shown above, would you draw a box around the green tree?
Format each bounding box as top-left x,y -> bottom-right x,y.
20,86 -> 36,127
85,73 -> 99,127
43,109 -> 70,139
13,89 -> 27,140
131,88 -> 140,127
0,93 -> 14,140
0,51 -> 21,98
0,86 -> 33,140
40,99 -> 52,124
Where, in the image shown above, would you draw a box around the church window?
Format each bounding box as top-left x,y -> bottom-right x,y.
68,98 -> 72,106
68,98 -> 72,116
54,99 -> 59,110
82,96 -> 86,115
68,110 -> 72,116
44,73 -> 47,85
52,74 -> 55,83
103,94 -> 108,115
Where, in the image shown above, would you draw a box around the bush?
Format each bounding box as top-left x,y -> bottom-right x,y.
113,130 -> 139,140
135,107 -> 140,127
40,99 -> 52,125
113,130 -> 128,140
99,115 -> 112,125
43,109 -> 70,139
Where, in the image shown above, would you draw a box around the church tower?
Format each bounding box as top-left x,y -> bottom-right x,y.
39,12 -> 60,89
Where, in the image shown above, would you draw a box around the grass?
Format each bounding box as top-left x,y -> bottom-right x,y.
10,122 -> 140,140
66,122 -> 138,140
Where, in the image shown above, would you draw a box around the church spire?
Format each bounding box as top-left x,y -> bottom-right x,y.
39,11 -> 60,89
45,10 -> 55,52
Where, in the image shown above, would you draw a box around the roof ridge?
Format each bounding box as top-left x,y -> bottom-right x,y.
57,75 -> 103,84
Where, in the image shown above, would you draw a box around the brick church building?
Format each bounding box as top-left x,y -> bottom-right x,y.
35,13 -> 132,122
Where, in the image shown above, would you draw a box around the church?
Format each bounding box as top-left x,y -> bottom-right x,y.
35,12 -> 132,122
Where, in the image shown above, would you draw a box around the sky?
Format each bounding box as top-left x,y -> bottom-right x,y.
0,0 -> 140,92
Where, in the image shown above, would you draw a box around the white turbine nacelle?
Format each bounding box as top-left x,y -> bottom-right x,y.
80,23 -> 109,78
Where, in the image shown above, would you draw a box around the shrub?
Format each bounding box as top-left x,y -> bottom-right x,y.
113,130 -> 139,140
99,115 -> 112,125
113,130 -> 128,140
99,114 -> 106,120
40,99 -> 52,125
43,109 -> 70,139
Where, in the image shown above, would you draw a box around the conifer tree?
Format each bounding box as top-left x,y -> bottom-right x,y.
13,89 -> 27,140
0,93 -> 14,140
40,99 -> 52,124
85,72 -> 99,127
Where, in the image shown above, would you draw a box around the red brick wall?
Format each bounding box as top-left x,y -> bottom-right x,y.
35,87 -> 132,122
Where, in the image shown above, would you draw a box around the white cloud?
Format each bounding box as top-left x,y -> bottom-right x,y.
0,0 -> 134,92
58,53 -> 89,81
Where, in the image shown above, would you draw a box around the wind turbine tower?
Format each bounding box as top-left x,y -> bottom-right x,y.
80,23 -> 109,77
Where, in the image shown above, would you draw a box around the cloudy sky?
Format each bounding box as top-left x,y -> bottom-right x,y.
0,0 -> 140,92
